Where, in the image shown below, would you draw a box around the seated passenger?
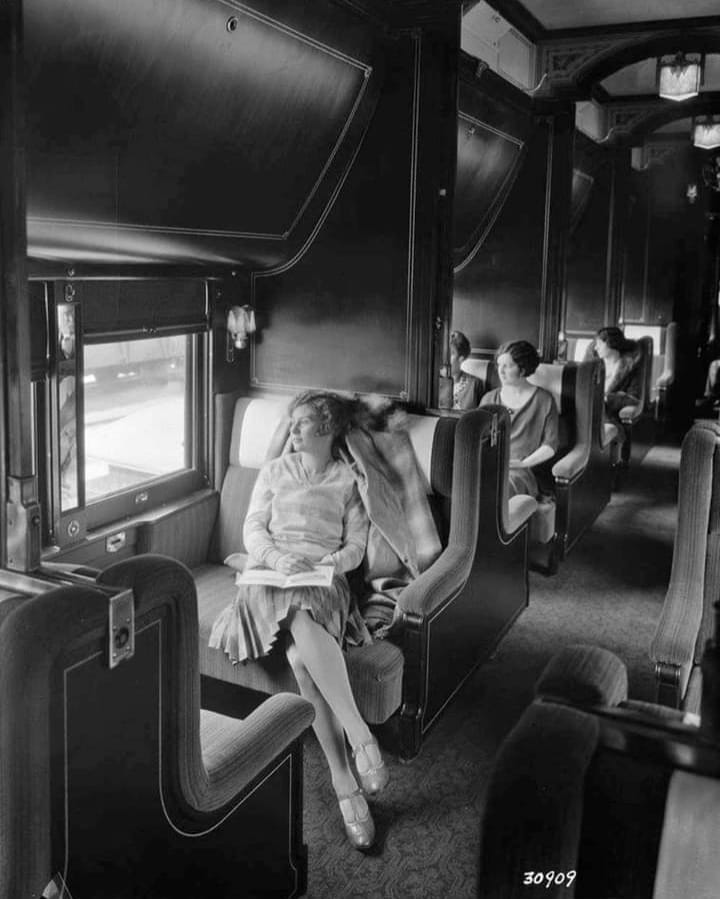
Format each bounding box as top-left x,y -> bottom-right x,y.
450,330 -> 483,410
209,391 -> 387,851
593,326 -> 641,426
479,340 -> 558,498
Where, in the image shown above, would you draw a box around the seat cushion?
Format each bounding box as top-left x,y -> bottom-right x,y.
195,562 -> 404,723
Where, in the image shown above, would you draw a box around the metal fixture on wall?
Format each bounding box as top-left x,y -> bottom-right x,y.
226,305 -> 256,362
657,52 -> 704,102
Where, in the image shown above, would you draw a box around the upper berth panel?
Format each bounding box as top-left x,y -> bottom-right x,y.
24,0 -> 378,267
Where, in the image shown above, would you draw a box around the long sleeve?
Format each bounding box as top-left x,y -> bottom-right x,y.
243,464 -> 285,570
321,484 -> 369,573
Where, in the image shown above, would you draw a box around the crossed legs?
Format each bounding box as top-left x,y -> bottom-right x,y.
286,609 -> 372,796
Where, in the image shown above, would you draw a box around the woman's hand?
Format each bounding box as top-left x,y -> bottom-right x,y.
276,553 -> 316,575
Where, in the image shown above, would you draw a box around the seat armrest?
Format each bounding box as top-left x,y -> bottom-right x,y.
396,545 -> 473,619
507,494 -> 537,533
656,370 -> 674,389
552,445 -> 589,484
619,403 -> 642,423
649,579 -> 705,703
198,693 -> 314,809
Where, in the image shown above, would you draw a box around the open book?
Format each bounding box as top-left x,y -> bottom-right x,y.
235,564 -> 334,589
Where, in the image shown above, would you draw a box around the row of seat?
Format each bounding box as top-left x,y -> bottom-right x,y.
140,396 -> 533,761
462,356 -> 619,573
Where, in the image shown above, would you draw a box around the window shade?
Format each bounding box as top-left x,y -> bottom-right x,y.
81,280 -> 207,337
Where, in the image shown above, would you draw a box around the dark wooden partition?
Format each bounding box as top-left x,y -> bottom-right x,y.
451,65 -> 563,358
565,136 -> 614,335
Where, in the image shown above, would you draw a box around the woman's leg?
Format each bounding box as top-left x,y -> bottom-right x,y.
285,641 -> 357,796
287,609 -> 372,751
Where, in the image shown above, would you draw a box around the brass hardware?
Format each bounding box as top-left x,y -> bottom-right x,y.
67,519 -> 80,538
226,16 -> 239,32
134,491 -> 149,506
106,532 -> 126,554
108,590 -> 135,670
490,414 -> 499,447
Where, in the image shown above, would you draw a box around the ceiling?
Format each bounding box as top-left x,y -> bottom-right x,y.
513,0 -> 720,32
465,1 -> 720,145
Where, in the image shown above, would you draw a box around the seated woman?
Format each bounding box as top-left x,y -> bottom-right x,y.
209,391 -> 387,851
593,326 -> 641,426
450,330 -> 483,410
479,340 -> 558,498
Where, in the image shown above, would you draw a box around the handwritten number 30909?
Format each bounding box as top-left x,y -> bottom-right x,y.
523,871 -> 577,888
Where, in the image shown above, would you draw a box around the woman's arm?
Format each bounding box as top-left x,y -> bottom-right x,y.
320,485 -> 369,574
510,443 -> 555,469
243,464 -> 287,571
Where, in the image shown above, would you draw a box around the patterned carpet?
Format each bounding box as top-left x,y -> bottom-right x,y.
300,442 -> 681,899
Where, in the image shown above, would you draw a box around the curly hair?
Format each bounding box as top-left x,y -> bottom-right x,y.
288,390 -> 355,440
596,326 -> 636,354
450,330 -> 471,360
495,340 -> 540,376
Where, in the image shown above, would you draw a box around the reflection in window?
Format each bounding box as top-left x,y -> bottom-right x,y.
83,336 -> 189,502
59,374 -> 78,510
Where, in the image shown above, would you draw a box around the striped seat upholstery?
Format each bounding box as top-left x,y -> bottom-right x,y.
0,555 -> 313,899
650,419 -> 720,712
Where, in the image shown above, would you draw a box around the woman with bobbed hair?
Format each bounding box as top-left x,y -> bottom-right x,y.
479,340 -> 558,498
449,330 -> 483,410
593,326 -> 641,424
209,390 -> 387,851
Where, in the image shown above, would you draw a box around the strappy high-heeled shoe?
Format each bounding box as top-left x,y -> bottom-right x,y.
352,738 -> 389,796
336,788 -> 375,850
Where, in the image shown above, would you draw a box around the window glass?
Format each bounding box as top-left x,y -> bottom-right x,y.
83,336 -> 189,502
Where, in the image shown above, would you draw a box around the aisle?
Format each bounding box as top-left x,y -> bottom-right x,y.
301,442 -> 681,899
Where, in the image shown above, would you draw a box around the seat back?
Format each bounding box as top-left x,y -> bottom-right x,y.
480,644 -> 720,899
460,357 -> 499,394
650,420 -> 720,710
0,555 -> 312,899
213,395 -> 458,563
635,335 -> 655,413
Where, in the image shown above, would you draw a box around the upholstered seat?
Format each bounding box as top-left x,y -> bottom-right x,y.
138,396 -> 531,759
462,357 -> 618,572
479,644 -> 720,899
0,555 -> 314,899
649,419 -> 720,713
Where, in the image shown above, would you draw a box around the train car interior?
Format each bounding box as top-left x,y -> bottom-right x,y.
1,0 -> 720,896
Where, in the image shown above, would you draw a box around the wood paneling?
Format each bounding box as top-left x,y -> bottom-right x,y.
453,120 -> 550,354
24,0 -> 380,267
250,35 -> 420,398
565,139 -> 612,334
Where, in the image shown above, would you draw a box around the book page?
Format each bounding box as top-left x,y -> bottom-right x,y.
235,564 -> 334,589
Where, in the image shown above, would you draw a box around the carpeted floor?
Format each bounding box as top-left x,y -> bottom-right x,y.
301,442 -> 681,899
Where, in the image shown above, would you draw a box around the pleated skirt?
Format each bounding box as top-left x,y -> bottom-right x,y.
208,574 -> 352,663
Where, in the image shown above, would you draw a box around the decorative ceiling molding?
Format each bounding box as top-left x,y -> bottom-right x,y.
536,26 -> 720,99
602,93 -> 720,144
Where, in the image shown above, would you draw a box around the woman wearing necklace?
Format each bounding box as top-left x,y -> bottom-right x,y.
209,390 -> 387,851
480,340 -> 559,498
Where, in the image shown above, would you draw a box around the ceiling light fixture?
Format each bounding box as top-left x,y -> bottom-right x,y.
657,52 -> 704,102
693,116 -> 720,151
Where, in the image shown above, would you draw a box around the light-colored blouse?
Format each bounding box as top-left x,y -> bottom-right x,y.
243,454 -> 369,573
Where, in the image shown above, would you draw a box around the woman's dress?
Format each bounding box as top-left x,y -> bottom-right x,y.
480,386 -> 559,498
209,453 -> 369,663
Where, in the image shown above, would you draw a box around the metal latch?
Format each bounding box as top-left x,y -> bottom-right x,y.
490,413 -> 499,447
108,589 -> 135,669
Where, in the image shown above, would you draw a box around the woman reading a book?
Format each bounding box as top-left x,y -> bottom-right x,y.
209,390 -> 387,851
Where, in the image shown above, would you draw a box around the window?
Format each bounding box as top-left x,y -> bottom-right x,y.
83,336 -> 190,502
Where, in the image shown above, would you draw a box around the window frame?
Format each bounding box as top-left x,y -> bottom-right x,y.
36,278 -> 212,549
